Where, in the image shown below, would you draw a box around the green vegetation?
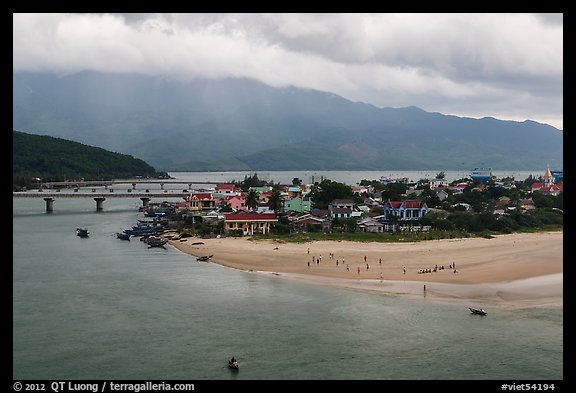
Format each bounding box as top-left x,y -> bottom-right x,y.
13,130 -> 165,191
252,230 -> 475,243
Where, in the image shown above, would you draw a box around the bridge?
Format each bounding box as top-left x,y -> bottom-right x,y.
40,179 -> 222,189
13,189 -> 190,212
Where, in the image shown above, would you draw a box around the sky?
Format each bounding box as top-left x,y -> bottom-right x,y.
13,13 -> 563,130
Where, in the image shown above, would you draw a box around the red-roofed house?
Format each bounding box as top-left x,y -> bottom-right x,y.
451,183 -> 468,195
215,183 -> 241,194
383,200 -> 428,221
224,213 -> 278,235
187,193 -> 216,211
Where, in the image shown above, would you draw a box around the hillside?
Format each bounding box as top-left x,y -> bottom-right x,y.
13,71 -> 563,171
13,130 -> 159,190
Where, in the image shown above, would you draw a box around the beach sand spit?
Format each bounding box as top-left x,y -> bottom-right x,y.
169,231 -> 563,308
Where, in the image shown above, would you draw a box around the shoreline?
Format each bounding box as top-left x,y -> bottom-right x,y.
168,231 -> 563,308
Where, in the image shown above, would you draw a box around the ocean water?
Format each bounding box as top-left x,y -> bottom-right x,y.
165,169 -> 544,186
13,181 -> 562,381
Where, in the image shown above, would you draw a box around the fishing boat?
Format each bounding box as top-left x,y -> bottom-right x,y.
196,255 -> 213,262
469,307 -> 487,316
116,232 -> 131,240
76,228 -> 89,238
228,358 -> 239,370
146,236 -> 168,247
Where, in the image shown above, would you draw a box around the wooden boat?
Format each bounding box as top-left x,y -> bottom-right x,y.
228,359 -> 239,370
146,236 -> 168,247
469,307 -> 487,316
76,228 -> 89,238
196,255 -> 213,261
116,232 -> 131,240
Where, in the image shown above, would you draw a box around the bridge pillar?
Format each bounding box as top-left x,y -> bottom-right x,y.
94,197 -> 106,211
44,197 -> 55,212
140,197 -> 151,209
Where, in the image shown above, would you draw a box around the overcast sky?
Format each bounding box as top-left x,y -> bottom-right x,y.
13,13 -> 563,129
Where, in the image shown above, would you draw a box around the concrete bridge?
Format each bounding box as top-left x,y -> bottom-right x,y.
40,179 -> 222,189
13,189 -> 190,212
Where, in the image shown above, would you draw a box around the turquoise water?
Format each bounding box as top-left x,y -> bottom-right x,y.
13,197 -> 562,380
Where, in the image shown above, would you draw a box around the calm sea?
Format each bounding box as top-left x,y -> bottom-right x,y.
165,169 -> 544,186
13,172 -> 562,381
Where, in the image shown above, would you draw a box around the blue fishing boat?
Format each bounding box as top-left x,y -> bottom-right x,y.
116,232 -> 131,240
76,228 -> 89,238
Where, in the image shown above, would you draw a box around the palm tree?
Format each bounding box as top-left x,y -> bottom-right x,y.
246,189 -> 259,211
267,190 -> 283,213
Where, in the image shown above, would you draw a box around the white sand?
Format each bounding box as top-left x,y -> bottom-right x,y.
169,231 -> 563,308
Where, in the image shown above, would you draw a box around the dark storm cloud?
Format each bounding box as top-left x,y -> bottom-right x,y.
13,13 -> 563,129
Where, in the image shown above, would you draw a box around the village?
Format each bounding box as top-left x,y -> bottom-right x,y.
145,167 -> 563,239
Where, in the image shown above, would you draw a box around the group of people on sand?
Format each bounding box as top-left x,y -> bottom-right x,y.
418,262 -> 458,274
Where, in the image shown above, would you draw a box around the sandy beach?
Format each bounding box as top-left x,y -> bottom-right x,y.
169,231 -> 563,308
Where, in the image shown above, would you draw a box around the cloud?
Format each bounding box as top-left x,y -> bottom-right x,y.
12,13 -> 563,129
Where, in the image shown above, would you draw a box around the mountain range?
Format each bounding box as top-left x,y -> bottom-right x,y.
13,71 -> 563,171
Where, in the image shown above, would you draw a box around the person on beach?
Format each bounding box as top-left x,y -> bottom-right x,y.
307,261 -> 310,267
380,272 -> 383,281
403,267 -> 406,274
366,263 -> 369,270
379,258 -> 382,265
307,248 -> 310,254
346,265 -> 349,271
358,266 -> 360,274
364,255 -> 367,262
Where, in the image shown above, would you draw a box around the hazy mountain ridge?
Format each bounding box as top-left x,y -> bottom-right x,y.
13,71 -> 563,171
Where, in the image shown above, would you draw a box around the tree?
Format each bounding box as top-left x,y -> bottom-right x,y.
310,179 -> 355,210
267,190 -> 283,213
292,177 -> 302,186
246,189 -> 259,211
436,171 -> 446,179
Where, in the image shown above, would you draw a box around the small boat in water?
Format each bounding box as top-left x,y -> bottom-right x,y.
228,357 -> 239,370
76,228 -> 89,238
469,307 -> 487,316
116,232 -> 131,240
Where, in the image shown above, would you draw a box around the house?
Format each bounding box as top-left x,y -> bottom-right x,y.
223,213 -> 278,236
435,189 -> 449,202
496,196 -> 511,207
356,217 -> 384,233
285,186 -> 303,199
383,200 -> 428,221
215,183 -> 241,195
352,185 -> 371,195
406,189 -> 424,198
283,195 -> 312,213
186,193 -> 216,211
452,202 -> 473,212
429,178 -> 449,189
520,198 -> 536,211
222,194 -> 248,211
450,183 -> 468,195
329,199 -> 355,219
290,213 -> 330,232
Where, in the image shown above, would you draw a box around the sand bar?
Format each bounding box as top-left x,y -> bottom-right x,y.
169,231 -> 563,308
